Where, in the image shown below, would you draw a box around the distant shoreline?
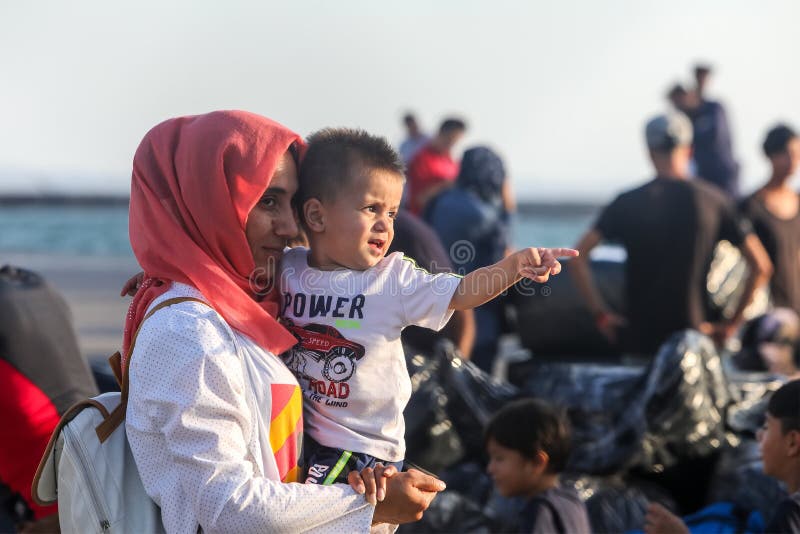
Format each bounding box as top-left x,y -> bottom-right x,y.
0,194 -> 600,212
0,195 -> 129,207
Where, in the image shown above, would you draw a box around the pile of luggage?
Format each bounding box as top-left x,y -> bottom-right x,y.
401,245 -> 787,532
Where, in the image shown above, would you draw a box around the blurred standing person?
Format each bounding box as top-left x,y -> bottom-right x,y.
398,113 -> 430,167
740,125 -> 800,312
570,112 -> 771,354
406,117 -> 467,214
667,64 -> 740,197
694,64 -> 712,101
424,146 -> 514,371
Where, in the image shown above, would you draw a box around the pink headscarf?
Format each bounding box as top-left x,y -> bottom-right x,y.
123,110 -> 301,365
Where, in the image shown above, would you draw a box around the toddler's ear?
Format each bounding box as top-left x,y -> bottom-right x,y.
303,198 -> 326,232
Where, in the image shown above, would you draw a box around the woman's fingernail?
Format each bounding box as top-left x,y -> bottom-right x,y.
377,488 -> 386,502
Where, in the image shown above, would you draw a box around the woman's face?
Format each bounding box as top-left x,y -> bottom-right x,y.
245,151 -> 299,286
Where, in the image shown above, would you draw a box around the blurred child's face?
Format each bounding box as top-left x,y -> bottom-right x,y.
759,413 -> 796,480
486,438 -> 541,498
318,168 -> 403,270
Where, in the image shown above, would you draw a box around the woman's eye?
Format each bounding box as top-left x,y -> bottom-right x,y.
260,197 -> 277,208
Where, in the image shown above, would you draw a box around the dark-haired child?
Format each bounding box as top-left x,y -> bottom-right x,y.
646,378 -> 800,533
485,398 -> 590,534
280,127 -> 578,488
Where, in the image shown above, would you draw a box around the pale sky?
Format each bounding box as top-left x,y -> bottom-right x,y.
1,0 -> 799,201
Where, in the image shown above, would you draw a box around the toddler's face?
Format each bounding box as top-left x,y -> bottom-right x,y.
486,438 -> 539,498
321,169 -> 403,270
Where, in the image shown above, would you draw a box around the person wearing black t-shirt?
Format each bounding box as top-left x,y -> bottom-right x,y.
570,112 -> 772,355
740,124 -> 800,313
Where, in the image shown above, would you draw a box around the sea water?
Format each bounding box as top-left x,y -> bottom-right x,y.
0,204 -> 601,260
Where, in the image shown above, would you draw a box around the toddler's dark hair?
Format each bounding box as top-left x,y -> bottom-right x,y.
297,128 -> 404,217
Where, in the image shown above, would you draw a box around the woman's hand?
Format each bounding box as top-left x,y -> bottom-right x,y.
120,272 -> 145,297
371,468 -> 446,525
347,463 -> 398,506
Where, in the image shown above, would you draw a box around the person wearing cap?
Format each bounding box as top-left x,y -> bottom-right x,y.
668,64 -> 740,198
569,112 -> 772,354
739,125 -> 800,313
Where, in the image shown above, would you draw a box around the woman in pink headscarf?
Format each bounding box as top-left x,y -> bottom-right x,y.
123,110 -> 444,533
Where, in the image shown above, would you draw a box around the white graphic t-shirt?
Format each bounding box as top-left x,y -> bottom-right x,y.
279,247 -> 462,462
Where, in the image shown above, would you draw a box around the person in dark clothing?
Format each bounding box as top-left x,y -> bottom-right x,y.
667,66 -> 740,197
424,146 -> 514,371
570,112 -> 772,354
485,398 -> 590,534
645,379 -> 800,534
387,211 -> 476,358
740,124 -> 800,312
0,266 -> 98,532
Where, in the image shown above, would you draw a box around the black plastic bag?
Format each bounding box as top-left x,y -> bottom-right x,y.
576,476 -> 677,534
436,340 -> 520,462
439,461 -> 493,506
521,330 -> 730,475
725,365 -> 784,436
404,347 -> 464,473
521,360 -> 647,474
639,330 -> 730,469
396,490 -> 491,533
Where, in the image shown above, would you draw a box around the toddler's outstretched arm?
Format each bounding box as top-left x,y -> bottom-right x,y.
449,247 -> 578,311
